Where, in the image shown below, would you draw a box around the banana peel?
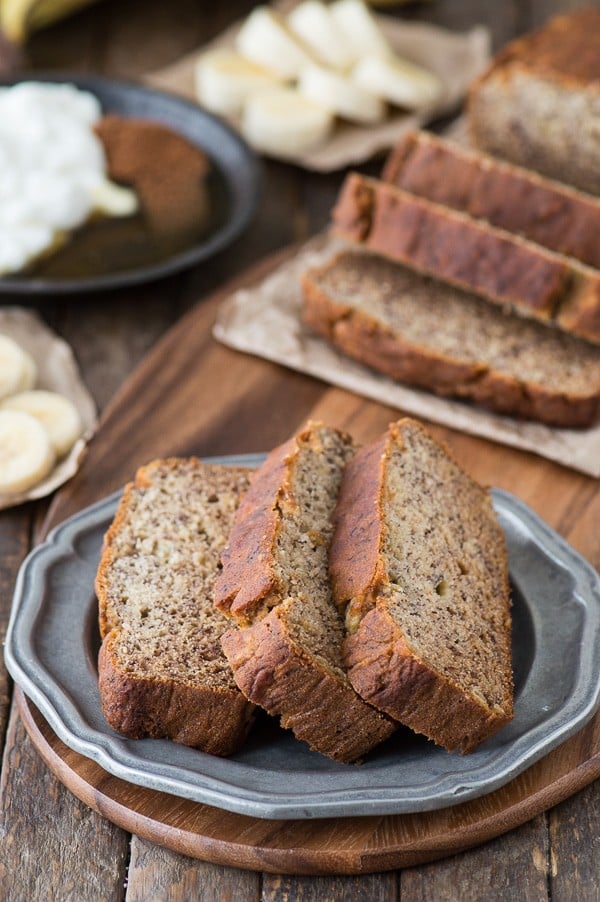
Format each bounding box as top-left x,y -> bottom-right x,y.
0,0 -> 100,44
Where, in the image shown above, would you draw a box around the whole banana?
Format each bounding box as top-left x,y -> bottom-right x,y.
0,0 -> 100,44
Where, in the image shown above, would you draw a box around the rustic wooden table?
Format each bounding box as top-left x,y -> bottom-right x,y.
1,1 -> 598,899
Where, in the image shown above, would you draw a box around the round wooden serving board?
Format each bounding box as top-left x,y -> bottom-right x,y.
20,244 -> 600,875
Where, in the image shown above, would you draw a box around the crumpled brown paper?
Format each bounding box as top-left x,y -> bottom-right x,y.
0,308 -> 97,510
214,234 -> 600,478
147,4 -> 490,172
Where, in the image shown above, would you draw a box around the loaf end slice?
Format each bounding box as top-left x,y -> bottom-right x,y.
96,458 -> 256,756
215,423 -> 396,763
331,419 -> 514,754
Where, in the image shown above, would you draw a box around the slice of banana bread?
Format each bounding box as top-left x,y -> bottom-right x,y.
214,422 -> 396,763
383,130 -> 600,269
302,250 -> 600,428
330,418 -> 513,754
468,8 -> 600,196
332,172 -> 600,345
96,458 -> 256,756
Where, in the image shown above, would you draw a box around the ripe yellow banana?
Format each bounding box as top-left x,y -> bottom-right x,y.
0,0 -> 100,44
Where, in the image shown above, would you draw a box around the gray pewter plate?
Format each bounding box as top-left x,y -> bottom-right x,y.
6,454 -> 600,820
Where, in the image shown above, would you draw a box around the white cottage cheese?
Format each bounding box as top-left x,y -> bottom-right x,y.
0,82 -> 137,276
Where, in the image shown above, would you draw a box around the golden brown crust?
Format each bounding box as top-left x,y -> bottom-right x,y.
382,131 -> 600,270
98,634 -> 255,755
301,264 -> 600,429
333,173 -> 600,336
470,9 -> 600,92
220,606 -> 396,763
343,608 -> 512,754
329,435 -> 388,611
213,438 -> 294,624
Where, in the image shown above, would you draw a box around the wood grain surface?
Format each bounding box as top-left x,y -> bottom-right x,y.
0,0 -> 598,899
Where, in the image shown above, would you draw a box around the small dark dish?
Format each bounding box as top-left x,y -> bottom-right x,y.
5,454 -> 600,820
0,73 -> 261,294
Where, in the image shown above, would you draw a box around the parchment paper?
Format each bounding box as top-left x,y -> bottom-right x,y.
147,3 -> 490,172
0,308 -> 97,510
214,235 -> 600,478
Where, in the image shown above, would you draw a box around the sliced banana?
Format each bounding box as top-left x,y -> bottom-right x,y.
0,410 -> 56,494
194,48 -> 281,117
298,64 -> 386,125
235,6 -> 315,79
0,334 -> 36,400
353,54 -> 443,110
91,178 -> 139,218
242,87 -> 333,156
329,0 -> 392,61
288,1 -> 355,71
0,390 -> 83,457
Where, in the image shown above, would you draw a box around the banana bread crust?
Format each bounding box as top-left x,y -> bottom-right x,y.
467,10 -> 600,195
301,257 -> 600,428
343,607 -> 512,754
221,605 -> 395,763
332,173 -> 600,344
382,131 -> 600,269
98,634 -> 256,755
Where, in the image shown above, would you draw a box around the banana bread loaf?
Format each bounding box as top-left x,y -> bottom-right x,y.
468,8 -> 600,196
383,130 -> 600,269
96,458 -> 256,755
301,250 -> 600,428
330,418 -> 513,753
332,172 -> 600,345
214,422 -> 396,763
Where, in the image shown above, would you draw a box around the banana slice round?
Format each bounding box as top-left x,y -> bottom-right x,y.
0,390 -> 83,457
236,6 -> 315,79
0,335 -> 36,400
0,410 -> 56,494
330,0 -> 391,61
298,64 -> 386,124
288,2 -> 355,71
194,48 -> 281,117
353,54 -> 443,110
242,87 -> 333,156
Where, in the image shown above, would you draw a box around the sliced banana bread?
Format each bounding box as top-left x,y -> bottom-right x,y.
468,9 -> 600,196
302,250 -> 600,428
96,458 -> 256,755
330,418 -> 513,753
383,130 -> 600,269
332,172 -> 600,345
214,422 -> 396,763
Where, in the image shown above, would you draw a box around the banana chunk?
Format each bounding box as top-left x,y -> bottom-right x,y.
242,87 -> 333,156
1,390 -> 83,457
288,2 -> 355,71
330,0 -> 392,61
0,410 -> 56,494
195,48 -> 281,117
0,335 -> 37,400
353,54 -> 443,110
298,64 -> 385,124
236,6 -> 315,79
91,178 -> 139,218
